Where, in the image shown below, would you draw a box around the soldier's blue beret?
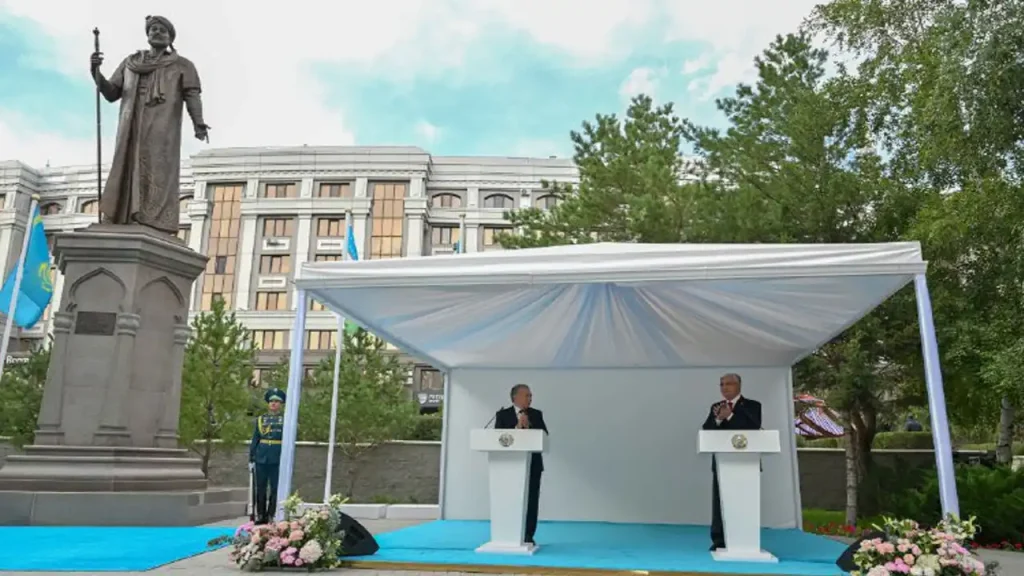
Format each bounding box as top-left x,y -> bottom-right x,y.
264,388 -> 286,404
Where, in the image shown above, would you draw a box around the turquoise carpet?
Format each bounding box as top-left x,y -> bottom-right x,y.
0,526 -> 234,571
349,520 -> 850,575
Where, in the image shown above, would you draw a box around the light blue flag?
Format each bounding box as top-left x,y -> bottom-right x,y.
345,221 -> 359,262
340,221 -> 360,336
0,205 -> 53,328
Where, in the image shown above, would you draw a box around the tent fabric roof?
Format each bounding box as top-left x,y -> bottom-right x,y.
296,242 -> 926,370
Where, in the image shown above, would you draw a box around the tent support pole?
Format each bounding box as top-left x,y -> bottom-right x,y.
436,370 -> 452,519
275,288 -> 308,521
913,273 -> 959,518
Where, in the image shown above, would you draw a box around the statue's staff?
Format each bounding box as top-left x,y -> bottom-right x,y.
92,27 -> 102,224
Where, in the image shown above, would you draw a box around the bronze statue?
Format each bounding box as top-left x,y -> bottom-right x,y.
90,15 -> 210,234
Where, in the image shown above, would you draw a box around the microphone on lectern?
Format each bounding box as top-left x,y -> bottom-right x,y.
483,407 -> 504,429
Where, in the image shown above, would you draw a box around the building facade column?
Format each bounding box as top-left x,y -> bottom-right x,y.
405,215 -> 424,257
353,210 -> 368,259
354,177 -> 369,199
292,215 -> 312,309
235,215 -> 258,311
465,225 -> 480,253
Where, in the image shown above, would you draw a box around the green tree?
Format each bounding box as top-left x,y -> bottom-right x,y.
298,328 -> 418,496
179,298 -> 256,476
0,343 -> 51,447
681,32 -> 930,523
810,0 -> 1024,462
499,95 -> 702,248
252,356 -> 291,415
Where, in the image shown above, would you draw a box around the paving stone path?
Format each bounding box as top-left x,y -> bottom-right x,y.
5,517 -> 1021,575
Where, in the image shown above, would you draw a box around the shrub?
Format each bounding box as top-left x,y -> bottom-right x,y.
404,414 -> 442,441
884,464 -> 1024,546
873,431 -> 934,449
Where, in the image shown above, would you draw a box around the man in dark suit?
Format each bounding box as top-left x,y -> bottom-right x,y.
701,373 -> 762,551
494,383 -> 548,546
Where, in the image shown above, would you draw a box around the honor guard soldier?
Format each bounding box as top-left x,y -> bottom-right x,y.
249,388 -> 285,524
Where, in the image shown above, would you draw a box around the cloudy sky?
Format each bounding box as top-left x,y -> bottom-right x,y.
0,0 -> 819,168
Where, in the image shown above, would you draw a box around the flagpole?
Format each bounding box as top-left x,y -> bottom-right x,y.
324,310 -> 344,503
323,210 -> 351,502
0,194 -> 40,382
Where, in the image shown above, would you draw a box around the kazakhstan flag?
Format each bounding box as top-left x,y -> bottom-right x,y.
341,220 -> 360,336
0,205 -> 53,328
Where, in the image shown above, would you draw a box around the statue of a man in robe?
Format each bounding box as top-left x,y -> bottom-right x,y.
90,15 -> 210,235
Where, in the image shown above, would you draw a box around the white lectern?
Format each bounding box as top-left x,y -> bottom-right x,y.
470,428 -> 548,555
698,429 -> 781,563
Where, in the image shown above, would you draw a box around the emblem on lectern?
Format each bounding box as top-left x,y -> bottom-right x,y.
498,433 -> 515,447
731,433 -> 748,450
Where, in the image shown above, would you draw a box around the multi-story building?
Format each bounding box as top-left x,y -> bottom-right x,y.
0,147 -> 579,411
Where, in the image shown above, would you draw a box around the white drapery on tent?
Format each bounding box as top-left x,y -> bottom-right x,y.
275,242 -> 960,524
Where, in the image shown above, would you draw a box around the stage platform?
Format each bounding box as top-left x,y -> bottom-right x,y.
344,520 -> 849,575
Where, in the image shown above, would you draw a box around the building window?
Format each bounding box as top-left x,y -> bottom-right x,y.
252,330 -> 289,350
201,184 -> 242,310
179,195 -> 193,212
80,200 -> 99,214
311,253 -> 341,311
40,202 -> 62,215
317,183 -> 352,198
370,182 -> 406,259
262,183 -> 297,199
482,226 -> 510,247
430,193 -> 462,208
262,218 -> 294,238
259,255 -> 291,275
431,226 -> 459,246
534,194 -> 559,210
255,291 -> 287,311
483,193 -> 514,209
177,227 -> 191,244
420,368 -> 444,391
316,218 -> 344,237
305,330 -> 337,351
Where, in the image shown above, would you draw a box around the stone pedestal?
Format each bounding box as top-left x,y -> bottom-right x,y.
0,225 -> 247,524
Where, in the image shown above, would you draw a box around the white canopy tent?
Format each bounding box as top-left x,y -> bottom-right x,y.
275,242 -> 960,526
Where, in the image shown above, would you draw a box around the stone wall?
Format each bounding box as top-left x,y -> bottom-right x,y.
0,440 -> 960,509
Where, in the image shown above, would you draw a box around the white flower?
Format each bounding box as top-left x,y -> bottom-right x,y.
299,540 -> 323,564
866,566 -> 890,576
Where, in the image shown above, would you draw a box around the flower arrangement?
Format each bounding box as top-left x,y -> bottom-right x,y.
209,493 -> 349,572
851,515 -> 998,576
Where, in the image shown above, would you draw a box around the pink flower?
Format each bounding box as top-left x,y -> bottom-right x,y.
295,559 -> 304,567
281,554 -> 294,565
290,521 -> 301,531
902,554 -> 915,565
284,546 -> 297,556
235,522 -> 254,537
289,530 -> 305,542
276,521 -> 290,533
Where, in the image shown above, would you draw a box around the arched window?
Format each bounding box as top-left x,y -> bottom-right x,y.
80,200 -> 98,214
430,193 -> 462,209
533,195 -> 559,210
40,202 -> 63,215
179,195 -> 193,211
483,194 -> 514,209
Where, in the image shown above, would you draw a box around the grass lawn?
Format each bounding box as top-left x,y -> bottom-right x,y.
802,508 -> 884,535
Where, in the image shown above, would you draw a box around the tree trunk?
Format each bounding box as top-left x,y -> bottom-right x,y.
995,395 -> 1015,465
844,414 -> 859,526
201,437 -> 212,478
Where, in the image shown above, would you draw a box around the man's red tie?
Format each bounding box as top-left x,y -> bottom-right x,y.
727,401 -> 734,411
